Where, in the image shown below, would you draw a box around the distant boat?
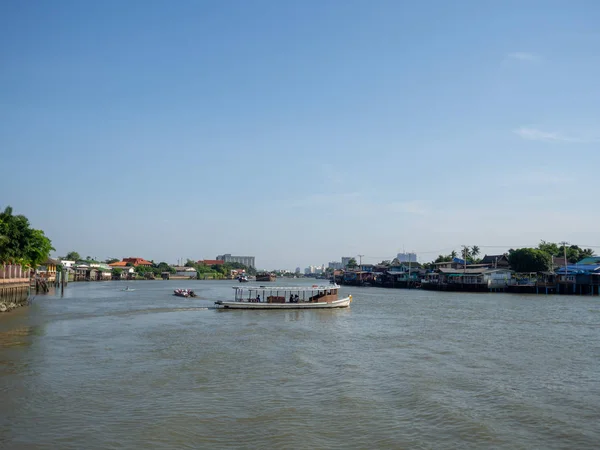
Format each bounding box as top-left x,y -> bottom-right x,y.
215,284 -> 352,309
121,287 -> 135,291
238,275 -> 249,283
256,272 -> 276,282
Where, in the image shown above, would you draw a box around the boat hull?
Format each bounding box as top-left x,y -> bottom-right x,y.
215,296 -> 351,309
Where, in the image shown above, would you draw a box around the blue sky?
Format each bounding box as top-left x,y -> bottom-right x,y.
1,0 -> 599,269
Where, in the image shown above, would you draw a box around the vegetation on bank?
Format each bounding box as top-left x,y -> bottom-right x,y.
422,241 -> 595,273
371,242 -> 595,274
184,259 -> 256,279
0,206 -> 54,267
507,242 -> 595,273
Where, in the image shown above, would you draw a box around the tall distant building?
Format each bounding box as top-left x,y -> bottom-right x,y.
396,252 -> 417,263
328,261 -> 343,270
216,253 -> 256,268
341,257 -> 352,267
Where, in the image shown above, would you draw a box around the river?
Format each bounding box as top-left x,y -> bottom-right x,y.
1,279 -> 599,449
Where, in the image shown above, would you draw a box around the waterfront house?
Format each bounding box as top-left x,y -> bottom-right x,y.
482,268 -> 514,288
479,254 -> 510,269
554,260 -> 600,295
37,258 -> 58,282
422,267 -> 512,292
433,257 -> 467,270
74,264 -> 88,281
342,270 -> 375,286
384,268 -> 423,287
121,257 -> 152,267
438,267 -> 487,285
112,267 -> 135,280
550,256 -> 568,270
535,272 -> 558,294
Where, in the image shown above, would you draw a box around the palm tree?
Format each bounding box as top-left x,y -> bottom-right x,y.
472,245 -> 480,258
450,250 -> 457,259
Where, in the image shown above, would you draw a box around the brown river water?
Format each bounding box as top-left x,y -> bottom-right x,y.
1,279 -> 599,449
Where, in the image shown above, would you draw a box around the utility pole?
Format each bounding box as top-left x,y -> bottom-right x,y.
461,245 -> 468,285
408,252 -> 412,288
357,254 -> 364,266
560,241 -> 569,278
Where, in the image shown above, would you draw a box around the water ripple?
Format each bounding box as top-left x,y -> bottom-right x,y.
1,281 -> 599,449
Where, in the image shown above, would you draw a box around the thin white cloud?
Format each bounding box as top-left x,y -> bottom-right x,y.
507,52 -> 541,62
513,127 -> 596,143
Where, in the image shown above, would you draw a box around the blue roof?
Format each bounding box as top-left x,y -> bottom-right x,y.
453,257 -> 466,265
555,264 -> 600,274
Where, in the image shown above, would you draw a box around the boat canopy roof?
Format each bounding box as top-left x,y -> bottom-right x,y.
233,284 -> 339,292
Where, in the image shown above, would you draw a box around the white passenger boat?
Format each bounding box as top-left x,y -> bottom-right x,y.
214,284 -> 352,309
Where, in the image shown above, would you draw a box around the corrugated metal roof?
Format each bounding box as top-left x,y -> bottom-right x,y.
577,257 -> 600,265
555,264 -> 600,274
438,268 -> 486,274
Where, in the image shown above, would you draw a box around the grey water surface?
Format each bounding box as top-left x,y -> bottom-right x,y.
1,279 -> 599,449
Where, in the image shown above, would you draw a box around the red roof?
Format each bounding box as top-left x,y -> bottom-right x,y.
109,261 -> 128,267
120,257 -> 153,267
198,259 -> 224,265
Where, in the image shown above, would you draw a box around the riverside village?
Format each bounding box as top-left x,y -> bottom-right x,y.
1,204 -> 599,312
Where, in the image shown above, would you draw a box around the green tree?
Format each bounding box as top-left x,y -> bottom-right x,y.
135,265 -> 150,275
112,268 -> 123,277
508,248 -> 551,273
65,251 -> 81,261
434,254 -> 452,263
105,257 -> 119,264
537,240 -> 559,256
0,206 -> 54,267
537,240 -> 596,263
580,248 -> 596,259
347,258 -> 358,269
155,262 -> 176,274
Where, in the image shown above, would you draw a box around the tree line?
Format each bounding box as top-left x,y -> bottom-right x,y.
507,241 -> 595,273
184,259 -> 257,278
426,241 -> 595,273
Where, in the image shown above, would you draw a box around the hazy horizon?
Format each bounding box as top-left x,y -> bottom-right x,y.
2,1 -> 599,270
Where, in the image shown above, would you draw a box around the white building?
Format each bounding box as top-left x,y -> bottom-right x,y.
216,254 -> 255,268
328,261 -> 343,270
